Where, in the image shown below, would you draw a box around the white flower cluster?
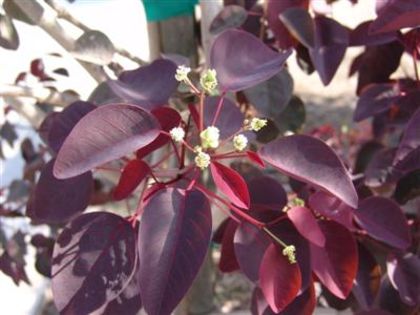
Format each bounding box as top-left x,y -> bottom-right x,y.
200,69 -> 218,93
175,65 -> 191,83
249,118 -> 268,131
233,134 -> 248,151
169,127 -> 185,142
200,126 -> 220,150
282,245 -> 297,264
194,147 -> 211,170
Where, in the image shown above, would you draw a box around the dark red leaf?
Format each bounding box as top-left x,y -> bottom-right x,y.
308,191 -> 354,229
311,220 -> 358,299
309,16 -> 349,85
52,212 -> 137,314
287,206 -> 325,247
248,175 -> 287,211
210,29 -> 292,92
211,161 -> 250,209
234,222 -> 270,281
355,197 -> 411,250
136,106 -> 181,158
387,253 -> 420,306
113,159 -> 150,200
370,0 -> 420,34
259,243 -> 301,313
54,103 -> 159,179
259,135 -> 358,208
246,151 -> 265,168
352,243 -> 382,309
266,0 -> 309,49
212,218 -> 230,244
350,21 -> 397,46
27,159 -> 92,224
138,188 -> 212,315
393,108 -> 420,173
48,101 -> 96,152
219,219 -> 240,272
30,58 -> 48,80
108,59 -> 178,110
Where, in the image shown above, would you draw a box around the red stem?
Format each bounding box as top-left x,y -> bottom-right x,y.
199,91 -> 205,131
211,92 -> 226,126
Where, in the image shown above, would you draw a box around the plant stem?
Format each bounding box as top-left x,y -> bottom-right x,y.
211,92 -> 226,126
199,91 -> 205,131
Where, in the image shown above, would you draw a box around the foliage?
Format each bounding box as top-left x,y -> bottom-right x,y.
1,0 -> 420,314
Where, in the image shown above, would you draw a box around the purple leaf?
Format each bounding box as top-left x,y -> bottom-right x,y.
248,175 -> 287,211
54,103 -> 159,179
211,161 -> 250,209
138,188 -> 212,315
350,21 -> 397,46
113,159 -> 150,200
354,83 -> 399,122
355,197 -> 411,250
27,159 -> 92,224
234,222 -> 271,281
210,29 -> 292,92
279,7 -> 315,49
259,135 -> 358,208
393,108 -> 420,173
370,0 -> 420,34
203,96 -> 243,139
48,101 -> 96,152
364,148 -> 396,188
387,253 -> 420,306
311,220 -> 358,299
51,212 -> 137,314
352,243 -> 382,309
266,0 -> 309,49
259,243 -> 301,313
287,206 -> 325,247
309,16 -> 349,85
210,5 -> 248,35
108,59 -> 178,110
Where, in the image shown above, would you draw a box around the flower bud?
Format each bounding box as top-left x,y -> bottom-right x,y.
175,65 -> 191,82
200,126 -> 220,149
249,118 -> 268,131
195,151 -> 211,170
282,245 -> 297,264
233,134 -> 248,151
200,69 -> 218,93
169,127 -> 185,142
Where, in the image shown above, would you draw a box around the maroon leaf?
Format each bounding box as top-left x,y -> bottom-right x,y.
246,150 -> 265,168
370,0 -> 420,34
352,243 -> 382,309
308,191 -> 354,229
136,106 -> 181,158
393,108 -> 420,173
54,103 -> 159,179
287,206 -> 325,247
138,188 -> 212,315
387,253 -> 420,306
311,220 -> 358,299
203,96 -> 244,139
27,159 -> 92,224
51,212 -> 137,314
234,222 -> 270,281
355,197 -> 411,250
350,21 -> 397,46
266,0 -> 309,49
210,29 -> 292,92
211,161 -> 250,209
113,159 -> 150,200
309,16 -> 349,85
108,59 -> 178,110
219,219 -> 240,272
259,135 -> 358,208
259,243 -> 302,313
48,101 -> 96,152
248,175 -> 287,211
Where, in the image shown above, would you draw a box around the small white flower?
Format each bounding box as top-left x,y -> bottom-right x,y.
200,69 -> 218,93
175,65 -> 191,82
195,151 -> 211,170
200,126 -> 220,149
249,118 -> 268,132
169,127 -> 185,142
282,245 -> 297,264
233,134 -> 248,151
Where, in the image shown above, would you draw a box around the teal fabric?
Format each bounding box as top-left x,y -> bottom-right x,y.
143,0 -> 198,22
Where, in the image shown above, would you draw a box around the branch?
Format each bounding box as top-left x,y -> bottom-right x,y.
44,0 -> 147,66
0,84 -> 79,107
14,0 -> 107,82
